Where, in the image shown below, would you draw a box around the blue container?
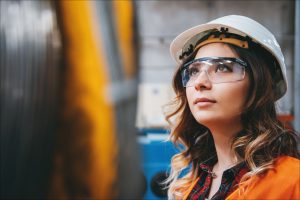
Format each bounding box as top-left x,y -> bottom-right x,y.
138,129 -> 178,200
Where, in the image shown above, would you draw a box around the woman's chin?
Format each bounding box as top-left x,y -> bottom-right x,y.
195,117 -> 219,127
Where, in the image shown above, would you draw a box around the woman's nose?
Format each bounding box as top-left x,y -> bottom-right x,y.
193,70 -> 212,90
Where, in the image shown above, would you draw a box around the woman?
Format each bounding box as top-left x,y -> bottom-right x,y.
166,15 -> 300,200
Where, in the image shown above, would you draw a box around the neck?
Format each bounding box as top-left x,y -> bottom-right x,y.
209,123 -> 243,170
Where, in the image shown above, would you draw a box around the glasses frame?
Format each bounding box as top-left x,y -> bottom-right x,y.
180,57 -> 249,87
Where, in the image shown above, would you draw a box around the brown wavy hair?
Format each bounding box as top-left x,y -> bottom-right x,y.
165,42 -> 300,198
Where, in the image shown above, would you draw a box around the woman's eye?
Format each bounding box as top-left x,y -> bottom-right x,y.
215,64 -> 232,72
188,67 -> 199,77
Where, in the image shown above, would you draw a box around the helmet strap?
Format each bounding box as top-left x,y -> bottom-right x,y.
194,34 -> 249,50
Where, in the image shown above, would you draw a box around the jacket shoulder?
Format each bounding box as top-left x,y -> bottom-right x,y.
272,156 -> 300,184
226,156 -> 300,200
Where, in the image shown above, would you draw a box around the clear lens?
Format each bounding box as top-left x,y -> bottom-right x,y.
181,57 -> 247,87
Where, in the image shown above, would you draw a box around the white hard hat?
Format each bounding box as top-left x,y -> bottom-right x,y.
170,15 -> 287,100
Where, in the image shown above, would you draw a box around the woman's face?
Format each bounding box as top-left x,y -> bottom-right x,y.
186,43 -> 250,129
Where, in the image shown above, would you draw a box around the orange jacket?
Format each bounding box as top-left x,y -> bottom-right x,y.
183,156 -> 300,200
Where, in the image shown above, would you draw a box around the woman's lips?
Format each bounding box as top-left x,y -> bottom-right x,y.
193,98 -> 216,107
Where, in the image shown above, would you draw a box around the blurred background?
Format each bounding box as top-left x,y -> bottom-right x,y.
1,0 -> 299,199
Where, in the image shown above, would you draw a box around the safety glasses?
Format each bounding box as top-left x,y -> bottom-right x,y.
181,57 -> 249,87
